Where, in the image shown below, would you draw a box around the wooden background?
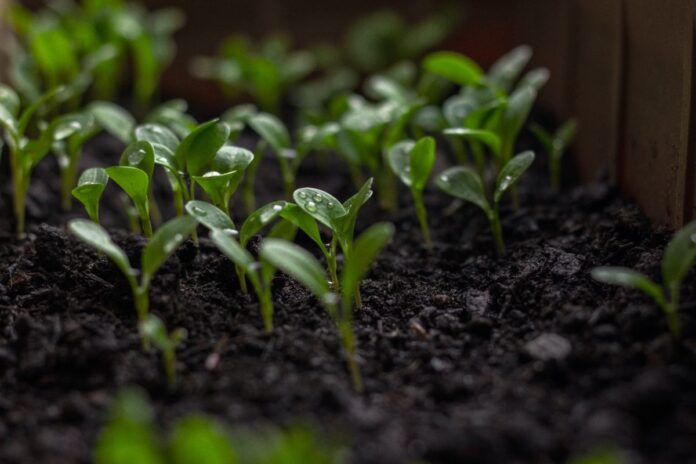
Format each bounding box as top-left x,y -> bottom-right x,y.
3,0 -> 696,228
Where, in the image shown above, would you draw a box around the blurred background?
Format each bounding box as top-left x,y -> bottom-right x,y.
3,0 -> 696,228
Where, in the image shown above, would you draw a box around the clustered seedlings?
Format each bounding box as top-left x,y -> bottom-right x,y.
592,220 -> 696,338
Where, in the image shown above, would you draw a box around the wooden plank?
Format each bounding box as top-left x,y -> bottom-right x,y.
618,0 -> 696,227
566,0 -> 622,183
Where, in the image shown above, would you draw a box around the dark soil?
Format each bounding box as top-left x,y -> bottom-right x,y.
2,138 -> 696,464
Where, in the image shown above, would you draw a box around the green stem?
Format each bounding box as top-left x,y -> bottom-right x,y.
9,146 -> 27,238
376,169 -> 397,212
260,287 -> 274,333
236,265 -> 249,294
471,141 -> 486,178
412,189 -> 432,248
667,286 -> 682,338
163,349 -> 176,390
60,150 -> 80,211
134,284 -> 150,350
449,137 -> 467,166
489,209 -> 505,256
339,320 -> 362,393
328,240 -> 340,292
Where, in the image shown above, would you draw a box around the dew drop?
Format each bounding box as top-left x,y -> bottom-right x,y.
222,228 -> 238,237
313,194 -> 323,203
440,175 -> 449,182
322,293 -> 339,305
326,202 -> 334,209
272,204 -> 283,212
191,206 -> 207,216
203,171 -> 221,177
306,201 -> 317,212
298,191 -> 308,199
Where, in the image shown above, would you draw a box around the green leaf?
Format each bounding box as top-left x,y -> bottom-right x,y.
68,219 -> 133,280
192,171 -> 237,210
105,166 -> 150,214
553,119 -> 578,155
120,141 -> 156,179
486,45 -> 533,92
141,216 -> 197,282
259,239 -> 331,301
365,75 -> 408,102
341,222 -> 394,311
443,128 -> 502,157
72,168 -> 108,223
500,87 -> 537,150
140,315 -> 171,349
146,100 -> 197,138
239,201 -> 288,247
422,51 -> 483,87
89,101 -> 136,144
279,203 -> 327,253
95,388 -> 163,464
662,220 -> 696,287
409,136 -> 436,191
210,228 -> 255,271
494,150 -> 535,204
0,84 -> 20,116
387,140 -> 416,187
248,112 -> 290,153
185,200 -> 236,232
169,416 -> 237,464
335,178 -> 374,244
0,103 -> 18,139
293,187 -> 346,230
18,86 -> 69,135
436,166 -> 490,214
135,123 -> 180,153
175,120 -> 230,177
518,67 -> 550,92
211,145 -> 254,195
592,267 -> 667,308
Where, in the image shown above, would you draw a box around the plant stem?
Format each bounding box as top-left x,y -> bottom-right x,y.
260,288 -> 274,333
328,238 -> 340,291
134,285 -> 150,350
339,320 -> 362,393
412,190 -> 432,248
489,210 -> 505,256
9,146 -> 26,238
376,169 -> 397,212
163,349 -> 176,390
667,286 -> 682,338
60,149 -> 80,211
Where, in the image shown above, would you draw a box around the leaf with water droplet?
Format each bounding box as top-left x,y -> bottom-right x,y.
248,112 -> 290,153
293,188 -> 346,230
175,119 -> 230,177
494,150 -> 535,204
436,166 -> 491,215
120,141 -> 155,178
239,201 -> 288,247
210,228 -> 256,272
185,200 -> 235,231
443,128 -> 501,158
72,168 -> 108,223
141,216 -> 197,283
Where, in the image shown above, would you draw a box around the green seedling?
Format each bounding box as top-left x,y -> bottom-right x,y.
592,221 -> 696,338
485,45 -> 533,93
422,51 -> 483,87
437,150 -> 535,255
387,137 -> 436,247
192,146 -> 254,217
248,112 -> 298,199
106,141 -> 156,237
140,315 -> 187,390
68,217 -> 197,331
72,167 -> 109,223
89,101 -> 137,145
260,222 -> 394,392
0,84 -> 93,237
145,99 -> 198,138
291,179 -> 373,298
531,119 -> 578,191
186,200 -> 291,332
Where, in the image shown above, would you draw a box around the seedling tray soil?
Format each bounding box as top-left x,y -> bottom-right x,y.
1,153 -> 696,464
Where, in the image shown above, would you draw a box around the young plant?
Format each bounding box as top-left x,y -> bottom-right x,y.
0,84 -> 92,237
387,136 -> 436,247
591,221 -> 696,338
291,179 -> 374,296
192,146 -> 254,217
186,200 -> 291,332
531,119 -> 578,192
140,315 -> 187,390
436,150 -> 535,255
106,141 -> 156,237
68,216 -> 197,330
248,112 -> 298,199
260,222 -> 394,392
72,167 -> 109,223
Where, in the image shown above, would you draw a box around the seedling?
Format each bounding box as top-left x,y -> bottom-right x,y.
192,146 -> 254,217
291,179 -> 374,297
248,112 -> 298,198
260,222 -> 394,392
140,315 -> 187,390
422,51 -> 483,87
436,150 -> 535,255
72,167 -> 109,223
531,119 -> 578,192
186,200 -> 291,332
592,221 -> 696,338
387,137 -> 436,247
106,141 -> 156,237
68,217 -> 197,333
0,84 -> 93,237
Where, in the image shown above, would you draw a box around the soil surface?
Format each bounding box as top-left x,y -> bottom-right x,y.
1,136 -> 696,464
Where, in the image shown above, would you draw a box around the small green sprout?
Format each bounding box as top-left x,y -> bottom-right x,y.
422,51 -> 483,87
592,221 -> 696,338
531,119 -> 578,192
260,222 -> 394,392
72,167 -> 109,223
248,112 -> 299,199
192,146 -> 254,217
186,200 -> 291,332
106,141 -> 156,237
387,136 -> 436,247
0,84 -> 93,237
68,216 -> 197,330
437,150 -> 535,255
140,315 -> 187,390
291,179 -> 373,297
